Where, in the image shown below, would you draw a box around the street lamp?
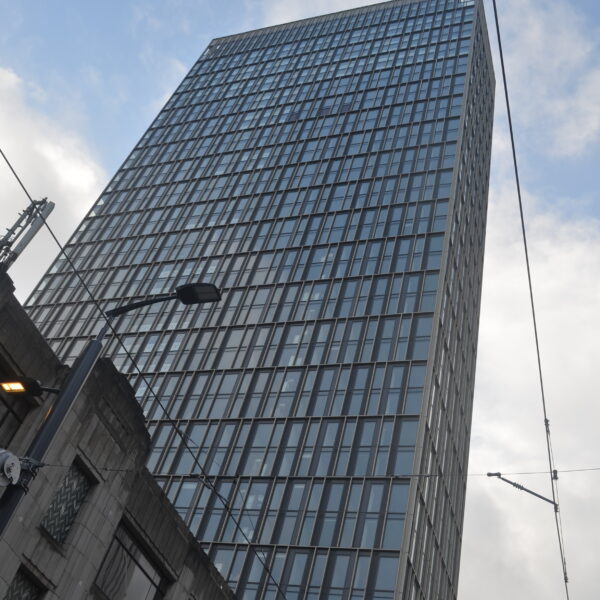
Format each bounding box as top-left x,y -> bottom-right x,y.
104,282 -> 221,318
1,378 -> 60,396
0,282 -> 220,534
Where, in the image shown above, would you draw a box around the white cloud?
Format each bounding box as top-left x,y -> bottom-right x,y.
127,4 -> 193,118
551,69 -> 600,156
459,139 -> 600,597
138,50 -> 188,117
248,0 -> 382,29
495,0 -> 600,156
459,3 -> 600,593
0,66 -> 106,301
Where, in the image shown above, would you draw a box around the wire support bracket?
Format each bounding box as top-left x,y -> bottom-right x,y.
487,472 -> 558,511
16,457 -> 44,492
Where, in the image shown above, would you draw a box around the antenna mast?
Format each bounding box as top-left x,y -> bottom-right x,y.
0,199 -> 54,271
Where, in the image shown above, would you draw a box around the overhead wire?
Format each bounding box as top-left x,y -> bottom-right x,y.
0,147 -> 289,600
490,0 -> 570,596
41,463 -> 600,477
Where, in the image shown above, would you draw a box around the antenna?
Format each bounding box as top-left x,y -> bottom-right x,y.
0,199 -> 55,271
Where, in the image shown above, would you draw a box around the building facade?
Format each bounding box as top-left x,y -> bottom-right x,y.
26,1 -> 494,598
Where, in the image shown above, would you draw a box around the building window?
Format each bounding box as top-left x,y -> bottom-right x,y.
95,524 -> 168,600
40,462 -> 92,544
4,568 -> 44,600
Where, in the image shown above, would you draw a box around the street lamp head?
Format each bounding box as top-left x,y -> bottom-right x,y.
0,377 -> 45,396
175,282 -> 221,305
106,282 -> 221,319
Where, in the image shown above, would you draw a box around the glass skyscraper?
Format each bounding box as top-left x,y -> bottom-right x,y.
27,0 -> 494,598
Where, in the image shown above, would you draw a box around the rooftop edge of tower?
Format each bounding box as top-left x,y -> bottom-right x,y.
210,0 -> 478,45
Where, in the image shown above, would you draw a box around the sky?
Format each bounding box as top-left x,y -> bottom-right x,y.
1,0 -> 600,597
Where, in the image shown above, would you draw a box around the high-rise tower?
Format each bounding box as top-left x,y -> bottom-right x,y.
27,1 -> 494,597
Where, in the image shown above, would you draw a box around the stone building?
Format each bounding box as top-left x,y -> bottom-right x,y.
0,271 -> 234,600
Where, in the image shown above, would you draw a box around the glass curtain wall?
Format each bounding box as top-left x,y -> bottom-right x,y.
26,1 -> 494,598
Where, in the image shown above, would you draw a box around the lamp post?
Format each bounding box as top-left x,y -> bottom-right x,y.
0,282 -> 220,535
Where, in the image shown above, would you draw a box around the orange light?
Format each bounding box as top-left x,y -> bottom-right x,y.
1,382 -> 26,393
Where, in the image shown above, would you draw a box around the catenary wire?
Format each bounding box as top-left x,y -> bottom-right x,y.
491,1 -> 570,596
42,463 -> 600,477
0,147 -> 289,600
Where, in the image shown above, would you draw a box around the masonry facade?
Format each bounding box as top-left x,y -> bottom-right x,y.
26,1 -> 494,598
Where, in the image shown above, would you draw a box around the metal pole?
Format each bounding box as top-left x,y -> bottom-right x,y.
0,325 -> 109,535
